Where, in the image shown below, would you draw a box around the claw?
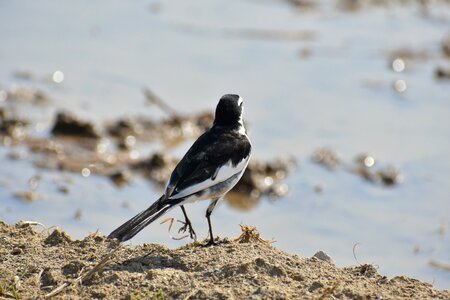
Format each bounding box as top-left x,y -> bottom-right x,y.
202,238 -> 217,247
177,220 -> 197,241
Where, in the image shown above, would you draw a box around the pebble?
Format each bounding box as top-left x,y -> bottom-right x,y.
312,251 -> 333,264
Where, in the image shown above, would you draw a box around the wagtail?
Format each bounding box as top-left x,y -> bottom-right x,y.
108,94 -> 252,245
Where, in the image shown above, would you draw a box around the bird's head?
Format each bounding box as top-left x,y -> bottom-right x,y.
214,94 -> 244,128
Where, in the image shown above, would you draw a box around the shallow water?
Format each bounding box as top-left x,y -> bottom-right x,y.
1,0 -> 449,289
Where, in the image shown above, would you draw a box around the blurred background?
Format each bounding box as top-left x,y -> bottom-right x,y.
1,0 -> 449,289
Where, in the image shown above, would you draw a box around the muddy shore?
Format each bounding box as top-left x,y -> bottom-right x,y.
0,221 -> 448,299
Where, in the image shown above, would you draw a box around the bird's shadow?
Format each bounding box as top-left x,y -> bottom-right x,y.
103,238 -> 231,275
106,251 -> 189,274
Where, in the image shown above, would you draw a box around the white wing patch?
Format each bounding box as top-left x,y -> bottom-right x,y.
169,157 -> 250,200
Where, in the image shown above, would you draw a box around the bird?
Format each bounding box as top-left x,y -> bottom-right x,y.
108,94 -> 252,246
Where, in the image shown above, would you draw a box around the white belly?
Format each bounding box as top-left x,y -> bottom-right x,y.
171,156 -> 250,204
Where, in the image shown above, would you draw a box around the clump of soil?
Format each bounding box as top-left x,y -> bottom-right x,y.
51,111 -> 100,139
0,221 -> 448,299
312,148 -> 403,187
0,107 -> 28,143
435,66 -> 450,79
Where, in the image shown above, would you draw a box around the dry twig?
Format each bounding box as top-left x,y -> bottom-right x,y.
352,242 -> 360,263
429,260 -> 450,273
160,217 -> 189,240
44,244 -> 122,298
143,88 -> 178,116
234,224 -> 273,245
319,280 -> 340,300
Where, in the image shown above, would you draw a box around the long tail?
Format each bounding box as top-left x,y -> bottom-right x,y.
108,195 -> 172,242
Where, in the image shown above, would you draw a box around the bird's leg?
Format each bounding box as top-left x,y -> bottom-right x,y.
178,205 -> 196,240
203,199 -> 219,246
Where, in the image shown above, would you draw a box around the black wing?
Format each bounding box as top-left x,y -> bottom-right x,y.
164,126 -> 251,200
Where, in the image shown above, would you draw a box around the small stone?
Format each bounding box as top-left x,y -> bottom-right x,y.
308,281 -> 324,292
44,229 -> 72,246
40,268 -> 58,287
11,248 -> 23,255
313,251 -> 333,263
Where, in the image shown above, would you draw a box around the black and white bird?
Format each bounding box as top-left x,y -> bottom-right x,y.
108,94 -> 252,245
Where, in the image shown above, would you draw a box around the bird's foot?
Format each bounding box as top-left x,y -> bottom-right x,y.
178,220 -> 197,241
201,238 -> 218,247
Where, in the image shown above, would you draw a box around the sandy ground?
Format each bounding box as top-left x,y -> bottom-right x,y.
1,221 -> 449,299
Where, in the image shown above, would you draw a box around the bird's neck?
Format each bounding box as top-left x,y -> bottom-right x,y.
212,120 -> 246,135
237,117 -> 246,135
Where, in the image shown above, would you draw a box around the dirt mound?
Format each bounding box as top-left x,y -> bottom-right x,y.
0,221 -> 448,299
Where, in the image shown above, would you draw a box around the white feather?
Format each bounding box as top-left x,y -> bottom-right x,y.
238,123 -> 246,135
169,156 -> 250,200
237,97 -> 247,135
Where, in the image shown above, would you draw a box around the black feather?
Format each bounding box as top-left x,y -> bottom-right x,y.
168,126 -> 251,199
